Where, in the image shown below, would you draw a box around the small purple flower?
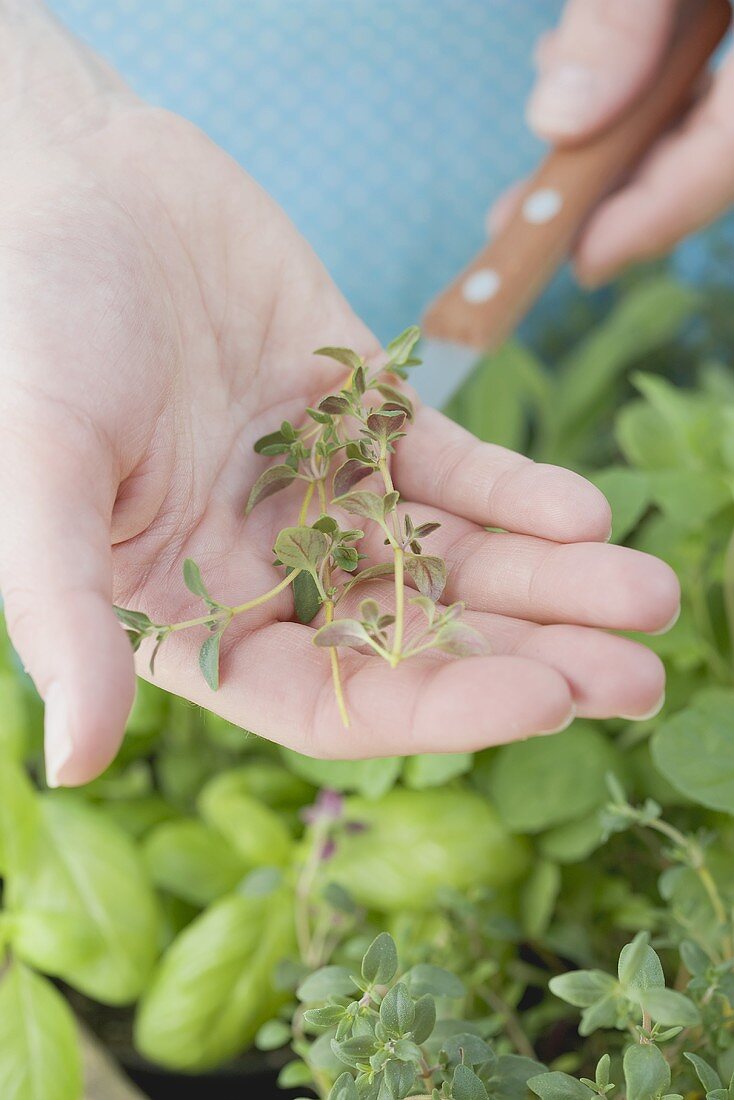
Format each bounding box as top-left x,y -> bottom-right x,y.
300,788 -> 344,826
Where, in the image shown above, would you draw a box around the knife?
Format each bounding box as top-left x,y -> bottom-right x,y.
417,0 -> 731,409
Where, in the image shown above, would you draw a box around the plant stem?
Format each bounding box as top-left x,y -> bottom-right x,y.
645,816 -> 733,957
317,478 -> 349,728
378,452 -> 405,667
299,480 -> 315,525
477,984 -> 537,1060
166,570 -> 301,633
391,547 -> 405,665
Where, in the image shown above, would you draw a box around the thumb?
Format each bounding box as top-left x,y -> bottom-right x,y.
527,0 -> 677,141
0,412 -> 135,788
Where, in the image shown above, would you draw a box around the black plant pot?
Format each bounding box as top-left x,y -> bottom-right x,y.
69,991 -> 312,1100
122,1051 -> 309,1100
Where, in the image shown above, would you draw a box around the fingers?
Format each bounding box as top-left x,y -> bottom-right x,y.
394,407 -> 612,542
354,498 -> 679,632
0,406 -> 135,787
148,620 -> 575,757
527,0 -> 676,140
467,616 -> 665,721
573,57 -> 734,285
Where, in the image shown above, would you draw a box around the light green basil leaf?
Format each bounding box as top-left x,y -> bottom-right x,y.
198,775 -> 292,866
0,763 -> 160,1004
135,889 -> 294,1070
0,964 -> 82,1100
143,819 -> 248,906
322,788 -> 529,911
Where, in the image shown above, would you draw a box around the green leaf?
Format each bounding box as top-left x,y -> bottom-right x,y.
651,689 -> 734,811
411,994 -> 436,1044
489,1056 -> 547,1100
0,765 -> 160,1004
683,1053 -> 722,1094
482,723 -> 618,832
113,606 -> 155,634
255,1018 -> 291,1051
142,819 -> 248,906
135,889 -> 295,1070
321,788 -> 530,911
199,630 -> 223,691
403,554 -> 446,601
553,276 -> 699,440
593,467 -> 651,543
334,490 -> 388,524
246,464 -> 298,513
297,966 -> 358,1002
280,748 -> 402,799
0,964 -> 82,1100
274,526 -> 330,573
183,558 -> 216,604
303,1005 -> 347,1029
549,969 -> 617,1009
637,988 -> 700,1028
385,1059 -> 417,1098
528,1072 -> 595,1100
314,346 -> 364,371
313,619 -> 372,650
386,326 -> 421,367
402,752 -> 472,789
254,429 -> 290,455
329,1072 -> 359,1100
646,469 -> 730,530
440,1033 -> 493,1067
332,1035 -> 377,1068
380,982 -> 415,1036
619,936 -> 664,994
623,1043 -> 671,1100
292,568 -> 323,623
452,1064 -> 489,1100
520,858 -> 561,938
197,775 -> 293,867
404,964 -> 465,1000
362,932 -> 398,985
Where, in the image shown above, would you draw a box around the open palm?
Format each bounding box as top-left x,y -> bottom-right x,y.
0,87 -> 679,786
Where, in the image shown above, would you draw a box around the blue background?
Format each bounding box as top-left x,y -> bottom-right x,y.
47,0 -> 727,344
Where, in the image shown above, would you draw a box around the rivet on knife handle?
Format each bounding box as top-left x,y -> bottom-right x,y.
423,0 -> 731,353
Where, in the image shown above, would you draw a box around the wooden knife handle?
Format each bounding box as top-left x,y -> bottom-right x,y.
423,0 -> 731,350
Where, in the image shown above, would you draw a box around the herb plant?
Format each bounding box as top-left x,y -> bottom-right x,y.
114,326 -> 484,726
3,267 -> 734,1100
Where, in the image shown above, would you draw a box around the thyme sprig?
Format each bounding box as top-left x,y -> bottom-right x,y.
114,327 -> 487,725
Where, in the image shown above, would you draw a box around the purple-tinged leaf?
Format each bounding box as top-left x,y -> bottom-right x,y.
246,465 -> 298,514
403,554 -> 446,601
333,458 -> 374,498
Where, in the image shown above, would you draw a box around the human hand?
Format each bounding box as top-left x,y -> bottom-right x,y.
491,0 -> 734,286
0,4 -> 679,788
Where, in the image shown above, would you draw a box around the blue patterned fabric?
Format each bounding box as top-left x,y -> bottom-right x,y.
46,1 -> 730,344
47,0 -> 564,340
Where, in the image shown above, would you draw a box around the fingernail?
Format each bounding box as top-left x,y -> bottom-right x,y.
651,605 -> 680,637
527,64 -> 601,136
44,682 -> 74,788
621,691 -> 665,723
541,703 -> 576,736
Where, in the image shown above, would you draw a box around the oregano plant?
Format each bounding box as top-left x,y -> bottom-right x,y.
114,327 -> 486,724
